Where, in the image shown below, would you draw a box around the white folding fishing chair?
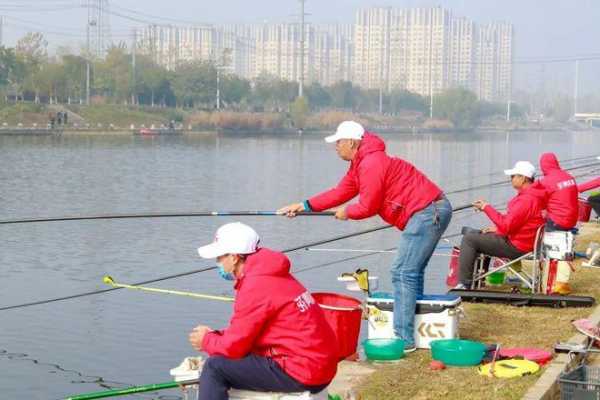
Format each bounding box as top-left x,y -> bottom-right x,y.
470,226 -> 546,293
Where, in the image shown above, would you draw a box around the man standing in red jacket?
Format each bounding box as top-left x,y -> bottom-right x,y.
189,222 -> 337,399
457,161 -> 546,288
278,121 -> 452,352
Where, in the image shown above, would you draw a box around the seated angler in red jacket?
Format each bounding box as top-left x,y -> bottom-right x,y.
456,161 -> 546,289
278,121 -> 452,353
188,222 -> 337,400
535,153 -> 579,231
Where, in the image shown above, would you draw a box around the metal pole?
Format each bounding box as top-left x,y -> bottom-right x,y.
428,14 -> 433,119
299,0 -> 305,98
86,1 -> 91,106
216,67 -> 220,110
131,28 -> 136,105
506,81 -> 512,122
574,59 -> 579,117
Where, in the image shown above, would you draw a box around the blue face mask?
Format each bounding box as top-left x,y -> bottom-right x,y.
217,262 -> 235,281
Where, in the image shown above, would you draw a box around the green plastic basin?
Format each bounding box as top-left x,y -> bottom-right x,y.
430,339 -> 486,366
363,338 -> 405,361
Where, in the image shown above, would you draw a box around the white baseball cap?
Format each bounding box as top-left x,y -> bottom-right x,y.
504,161 -> 536,179
324,121 -> 365,143
197,222 -> 260,259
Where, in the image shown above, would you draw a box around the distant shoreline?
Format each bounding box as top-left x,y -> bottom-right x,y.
1,103 -> 592,136
0,126 -> 593,137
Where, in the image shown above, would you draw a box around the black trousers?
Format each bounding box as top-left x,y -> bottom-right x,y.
198,354 -> 329,400
589,194 -> 600,216
458,232 -> 526,285
545,219 -> 570,232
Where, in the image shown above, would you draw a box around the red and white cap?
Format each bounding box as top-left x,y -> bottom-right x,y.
197,222 -> 260,259
324,121 -> 365,143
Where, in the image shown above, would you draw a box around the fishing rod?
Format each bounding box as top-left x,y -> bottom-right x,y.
294,232 -> 465,274
295,166 -> 600,275
0,204 -> 474,312
443,153 -> 600,189
1,158 -> 598,226
304,248 -> 457,257
102,275 -> 234,302
446,160 -> 600,196
3,164 -> 599,312
64,378 -> 198,400
0,211 -> 334,226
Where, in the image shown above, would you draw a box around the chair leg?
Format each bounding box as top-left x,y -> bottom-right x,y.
471,255 -> 486,290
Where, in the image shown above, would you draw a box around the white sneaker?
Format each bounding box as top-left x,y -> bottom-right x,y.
453,283 -> 467,290
404,345 -> 417,354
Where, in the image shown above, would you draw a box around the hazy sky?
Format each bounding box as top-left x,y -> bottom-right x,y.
2,0 -> 599,94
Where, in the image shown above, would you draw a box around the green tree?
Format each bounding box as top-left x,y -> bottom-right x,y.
305,82 -> 331,110
14,32 -> 48,101
137,55 -> 169,106
328,81 -> 357,110
273,79 -> 297,109
15,32 -> 47,66
170,61 -> 217,108
0,47 -> 17,89
290,96 -> 309,129
62,54 -> 86,103
435,88 -> 480,129
389,89 -> 428,113
252,72 -> 277,110
221,75 -> 251,106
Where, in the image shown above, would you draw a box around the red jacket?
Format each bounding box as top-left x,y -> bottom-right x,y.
483,184 -> 546,252
308,133 -> 442,230
535,153 -> 579,229
579,177 -> 600,193
201,248 -> 337,386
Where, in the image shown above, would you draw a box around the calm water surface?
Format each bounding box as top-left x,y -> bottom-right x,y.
1,130 -> 599,399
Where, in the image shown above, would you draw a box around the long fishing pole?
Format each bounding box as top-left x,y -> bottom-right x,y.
0,204 -> 474,312
3,166 -> 599,312
446,160 -> 600,195
0,211 -> 334,225
102,276 -> 234,302
304,248 -> 456,256
295,166 -> 600,275
65,378 -> 198,400
2,158 -> 598,226
443,154 -> 600,189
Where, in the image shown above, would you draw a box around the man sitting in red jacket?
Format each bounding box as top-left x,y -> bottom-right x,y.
189,222 -> 337,400
536,153 -> 579,231
457,161 -> 546,288
536,153 -> 600,229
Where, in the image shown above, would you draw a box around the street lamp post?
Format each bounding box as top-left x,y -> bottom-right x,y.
216,67 -> 221,110
86,19 -> 96,106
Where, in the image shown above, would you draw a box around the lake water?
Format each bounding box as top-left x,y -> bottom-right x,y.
1,130 -> 599,399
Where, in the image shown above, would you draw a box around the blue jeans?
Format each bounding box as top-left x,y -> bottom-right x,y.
391,196 -> 452,347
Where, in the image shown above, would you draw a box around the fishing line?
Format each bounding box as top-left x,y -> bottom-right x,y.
1,166 -> 598,311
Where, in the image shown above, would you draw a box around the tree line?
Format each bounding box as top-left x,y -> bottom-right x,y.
0,32 -> 529,128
